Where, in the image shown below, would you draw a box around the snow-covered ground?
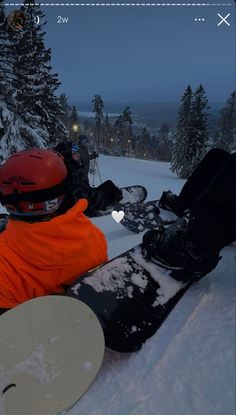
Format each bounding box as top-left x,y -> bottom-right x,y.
1,155 -> 235,415
72,155 -> 235,415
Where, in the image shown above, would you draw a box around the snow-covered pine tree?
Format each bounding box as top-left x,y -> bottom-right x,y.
13,1 -> 67,147
157,122 -> 172,161
0,0 -> 42,161
217,91 -> 236,152
171,85 -> 209,178
59,93 -> 71,131
0,0 -> 17,158
171,85 -> 193,178
188,84 -> 209,172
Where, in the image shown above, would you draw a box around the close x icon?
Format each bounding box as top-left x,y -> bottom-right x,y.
217,13 -> 231,27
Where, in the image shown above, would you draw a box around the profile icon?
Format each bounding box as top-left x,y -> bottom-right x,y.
8,10 -> 27,31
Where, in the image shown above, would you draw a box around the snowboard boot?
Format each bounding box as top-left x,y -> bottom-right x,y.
142,218 -> 221,283
97,181 -> 123,206
158,190 -> 184,218
112,187 -> 123,204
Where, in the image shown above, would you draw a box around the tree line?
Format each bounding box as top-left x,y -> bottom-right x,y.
62,88 -> 235,178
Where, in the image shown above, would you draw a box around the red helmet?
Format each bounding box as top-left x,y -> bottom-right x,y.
0,148 -> 69,217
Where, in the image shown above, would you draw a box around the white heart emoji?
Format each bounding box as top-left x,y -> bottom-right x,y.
112,210 -> 125,223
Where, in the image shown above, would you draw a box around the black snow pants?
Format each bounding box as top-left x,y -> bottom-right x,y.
175,148 -> 236,253
96,180 -> 122,206
85,180 -> 122,216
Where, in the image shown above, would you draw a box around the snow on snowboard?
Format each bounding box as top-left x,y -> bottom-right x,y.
0,296 -> 104,415
120,200 -> 179,233
68,242 -> 192,353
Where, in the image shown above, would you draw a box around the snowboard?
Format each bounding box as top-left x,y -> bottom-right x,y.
67,239 -> 192,353
94,185 -> 148,217
120,200 -> 179,233
0,296 -> 104,415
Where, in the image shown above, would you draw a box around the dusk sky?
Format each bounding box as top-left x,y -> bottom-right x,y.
11,2 -> 236,104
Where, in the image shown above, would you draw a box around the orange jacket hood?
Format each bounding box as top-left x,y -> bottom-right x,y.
0,200 -> 108,308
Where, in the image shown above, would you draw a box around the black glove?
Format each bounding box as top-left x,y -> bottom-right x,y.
85,190 -> 105,216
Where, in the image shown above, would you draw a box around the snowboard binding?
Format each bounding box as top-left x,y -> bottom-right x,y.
141,215 -> 221,283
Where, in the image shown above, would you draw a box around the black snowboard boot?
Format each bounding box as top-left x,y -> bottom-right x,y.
112,187 -> 123,203
158,190 -> 184,217
97,180 -> 123,206
142,218 -> 221,282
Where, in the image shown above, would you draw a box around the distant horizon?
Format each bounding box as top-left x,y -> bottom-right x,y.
73,99 -> 224,128
72,100 -> 225,114
74,99 -> 226,106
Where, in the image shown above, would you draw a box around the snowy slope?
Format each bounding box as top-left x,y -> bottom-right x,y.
0,155 -> 235,415
72,156 -> 235,415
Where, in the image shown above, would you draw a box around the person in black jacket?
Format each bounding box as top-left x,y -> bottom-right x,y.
78,135 -> 98,177
54,141 -> 122,216
142,148 -> 236,282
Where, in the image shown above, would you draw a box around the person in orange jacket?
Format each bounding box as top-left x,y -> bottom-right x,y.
0,148 -> 108,313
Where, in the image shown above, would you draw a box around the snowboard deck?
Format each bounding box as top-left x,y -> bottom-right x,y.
0,296 -> 104,415
93,185 -> 148,217
68,245 -> 192,353
120,200 -> 179,233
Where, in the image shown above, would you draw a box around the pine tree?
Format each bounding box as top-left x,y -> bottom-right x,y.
171,86 -> 193,178
124,125 -> 134,156
114,106 -> 133,151
7,3 -> 47,148
115,106 -> 133,128
103,114 -> 113,148
171,85 -> 209,178
83,119 -> 90,134
157,122 -> 172,161
0,1 -> 45,160
217,91 -> 236,152
59,93 -> 71,130
188,84 -> 209,171
135,127 -> 150,159
0,0 -> 68,159
0,2 -> 16,159
69,105 -> 80,141
13,1 -> 67,146
92,94 -> 104,148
